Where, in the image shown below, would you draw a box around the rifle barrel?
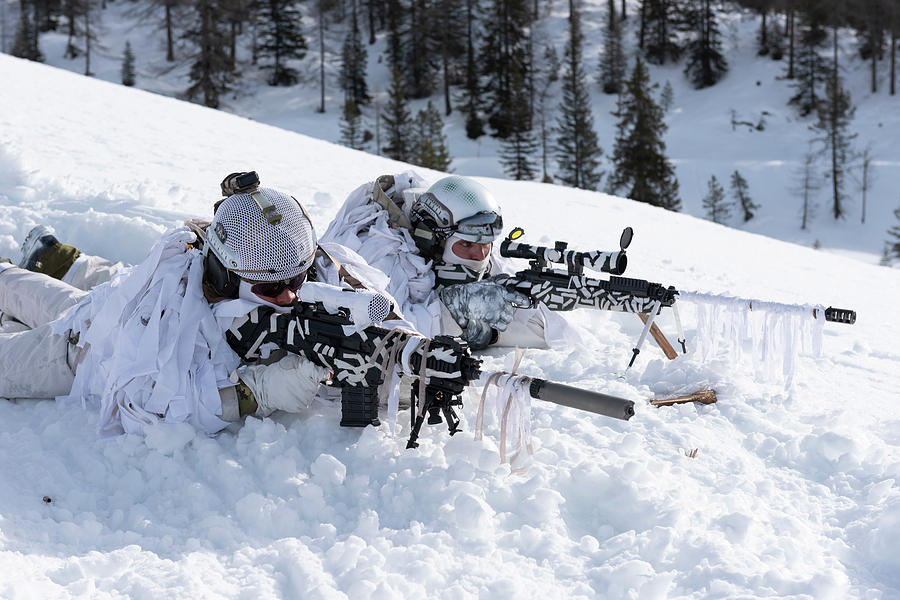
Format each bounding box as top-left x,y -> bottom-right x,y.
528,378 -> 635,421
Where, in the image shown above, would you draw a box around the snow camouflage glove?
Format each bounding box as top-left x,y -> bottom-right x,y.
236,354 -> 327,417
438,279 -> 531,349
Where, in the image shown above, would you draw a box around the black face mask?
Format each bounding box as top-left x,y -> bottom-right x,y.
432,262 -> 491,289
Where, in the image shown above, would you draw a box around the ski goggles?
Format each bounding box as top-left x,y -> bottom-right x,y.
247,270 -> 307,297
453,211 -> 503,244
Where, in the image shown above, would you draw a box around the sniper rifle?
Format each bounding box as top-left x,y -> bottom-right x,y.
226,290 -> 635,448
495,227 -> 856,369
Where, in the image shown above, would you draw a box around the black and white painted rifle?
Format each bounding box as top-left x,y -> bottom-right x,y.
226,288 -> 635,448
495,227 -> 856,369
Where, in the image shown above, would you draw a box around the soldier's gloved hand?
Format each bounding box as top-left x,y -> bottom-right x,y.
438,279 -> 530,350
237,354 -> 328,417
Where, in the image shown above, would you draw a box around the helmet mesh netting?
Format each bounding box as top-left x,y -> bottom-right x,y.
368,294 -> 391,322
211,188 -> 316,281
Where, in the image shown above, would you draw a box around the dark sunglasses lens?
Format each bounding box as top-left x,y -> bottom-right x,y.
250,271 -> 306,297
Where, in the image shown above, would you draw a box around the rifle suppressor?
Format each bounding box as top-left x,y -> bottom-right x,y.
528,379 -> 635,421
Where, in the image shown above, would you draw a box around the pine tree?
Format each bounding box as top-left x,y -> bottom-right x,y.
314,0 -> 334,112
185,0 -> 233,108
641,0 -> 682,65
880,244 -> 892,267
383,0 -> 404,75
887,203 -> 900,261
812,24 -> 856,220
554,0 -> 603,190
890,3 -> 898,95
786,2 -> 796,78
608,56 -> 680,210
365,0 -> 378,44
382,68 -> 413,162
660,79 -> 674,111
536,43 -> 559,183
460,0 -> 484,138
162,0 -> 180,62
411,101 -> 453,170
765,12 -> 784,60
434,0 -> 466,115
62,0 -> 82,58
339,98 -> 368,150
256,0 -> 307,86
121,40 -> 136,86
598,0 -> 626,94
499,65 -> 538,180
683,0 -> 727,88
702,175 -> 731,224
733,0 -> 777,56
859,0 -> 885,93
33,0 -> 61,33
340,0 -> 370,105
858,146 -> 876,224
792,149 -> 819,230
12,0 -> 43,61
81,0 -> 99,76
787,2 -> 829,116
480,0 -> 532,137
406,0 -> 439,98
729,170 -> 757,221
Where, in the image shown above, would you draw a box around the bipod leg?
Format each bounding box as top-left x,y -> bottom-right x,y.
407,387 -> 431,449
442,405 -> 461,436
637,314 -> 677,360
627,300 -> 662,370
673,304 -> 687,354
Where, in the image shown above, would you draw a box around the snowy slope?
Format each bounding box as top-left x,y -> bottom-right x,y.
2,54 -> 900,599
14,0 -> 900,266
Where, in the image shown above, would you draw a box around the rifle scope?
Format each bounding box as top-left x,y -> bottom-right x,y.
499,227 -> 632,276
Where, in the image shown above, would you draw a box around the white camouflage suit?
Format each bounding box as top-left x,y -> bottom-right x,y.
320,171 -> 580,349
0,220 -> 385,437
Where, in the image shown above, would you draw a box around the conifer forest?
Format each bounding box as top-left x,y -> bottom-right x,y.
4,0 -> 900,260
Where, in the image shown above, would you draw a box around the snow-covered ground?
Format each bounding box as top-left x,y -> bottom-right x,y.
7,0 -> 900,266
3,53 -> 900,598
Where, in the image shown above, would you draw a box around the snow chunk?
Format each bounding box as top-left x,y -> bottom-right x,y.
311,453 -> 347,487
143,422 -> 196,455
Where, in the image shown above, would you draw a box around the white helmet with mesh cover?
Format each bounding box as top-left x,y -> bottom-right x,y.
204,187 -> 317,297
408,176 -> 503,261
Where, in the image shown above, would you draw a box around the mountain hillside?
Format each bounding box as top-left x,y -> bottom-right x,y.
1,53 -> 900,599
7,0 -> 900,264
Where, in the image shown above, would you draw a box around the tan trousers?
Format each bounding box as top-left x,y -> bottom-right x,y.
0,266 -> 87,398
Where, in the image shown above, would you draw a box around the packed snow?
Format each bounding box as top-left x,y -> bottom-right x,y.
2,52 -> 900,599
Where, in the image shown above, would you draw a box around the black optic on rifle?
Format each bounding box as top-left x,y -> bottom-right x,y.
499,226 -> 631,276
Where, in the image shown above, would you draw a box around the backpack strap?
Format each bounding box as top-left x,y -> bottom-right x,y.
371,175 -> 413,230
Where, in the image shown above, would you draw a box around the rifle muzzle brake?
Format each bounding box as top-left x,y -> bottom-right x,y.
823,307 -> 856,325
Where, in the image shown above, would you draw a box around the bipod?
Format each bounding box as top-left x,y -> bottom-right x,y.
406,387 -> 462,449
